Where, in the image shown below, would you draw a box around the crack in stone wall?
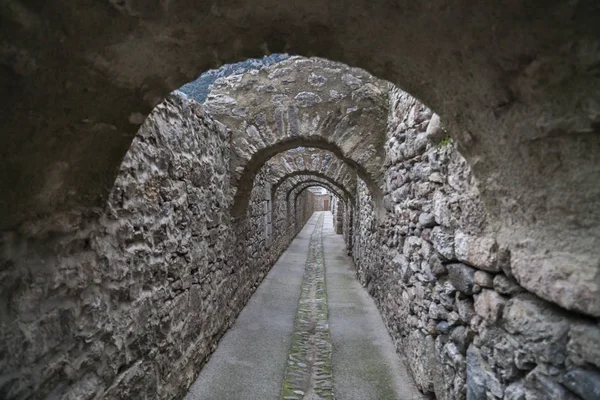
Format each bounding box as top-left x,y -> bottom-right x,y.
280,213 -> 334,400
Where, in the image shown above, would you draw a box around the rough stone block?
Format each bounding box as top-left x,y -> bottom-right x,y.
502,296 -> 572,366
436,321 -> 450,334
433,190 -> 454,228
425,113 -> 446,144
562,368 -> 600,400
447,263 -> 476,295
61,373 -> 104,400
431,226 -> 455,260
493,274 -> 523,295
467,345 -> 503,400
474,289 -> 506,324
456,296 -> 476,323
525,367 -> 579,400
418,212 -> 436,228
510,245 -> 600,317
430,254 -> 448,277
503,296 -> 570,340
405,330 -> 435,393
454,231 -> 499,272
474,270 -> 494,288
429,302 -> 448,320
567,323 -> 600,369
449,326 -> 471,355
504,380 -> 527,400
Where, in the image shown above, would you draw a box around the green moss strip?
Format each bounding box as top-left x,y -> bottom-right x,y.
280,214 -> 334,400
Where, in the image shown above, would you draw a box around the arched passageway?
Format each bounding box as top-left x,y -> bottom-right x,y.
185,211 -> 424,400
1,5 -> 599,399
2,5 -> 598,314
286,180 -> 348,206
266,148 -> 358,202
3,3 -> 597,265
204,58 -> 387,218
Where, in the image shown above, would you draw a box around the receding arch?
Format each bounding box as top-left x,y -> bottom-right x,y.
268,173 -> 351,238
291,183 -> 353,250
285,179 -> 348,206
278,171 -> 354,204
293,184 -> 337,206
229,136 -> 377,218
271,172 -> 353,228
205,58 -> 387,219
267,148 -> 357,200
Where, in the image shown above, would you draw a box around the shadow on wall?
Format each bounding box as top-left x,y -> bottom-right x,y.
350,86 -> 600,400
0,14 -> 598,397
0,92 -> 321,399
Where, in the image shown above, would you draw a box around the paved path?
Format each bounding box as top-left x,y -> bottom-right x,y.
184,214 -> 315,399
323,213 -> 425,400
185,212 -> 425,400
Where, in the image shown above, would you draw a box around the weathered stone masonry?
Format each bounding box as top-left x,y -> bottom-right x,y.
0,50 -> 598,400
0,93 -> 320,399
351,86 -> 600,400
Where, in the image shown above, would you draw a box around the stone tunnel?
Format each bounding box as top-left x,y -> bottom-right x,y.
1,2 -> 599,400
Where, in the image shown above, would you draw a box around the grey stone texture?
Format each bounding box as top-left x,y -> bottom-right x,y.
447,263 -> 476,295
205,57 -> 389,218
0,93 -> 321,399
351,86 -> 600,400
185,213 -> 315,400
1,47 -> 599,400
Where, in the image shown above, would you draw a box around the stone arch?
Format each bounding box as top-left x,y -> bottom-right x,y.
277,173 -> 353,206
285,179 -> 349,206
292,182 -> 354,251
286,179 -> 348,223
266,148 -> 357,201
270,172 -> 353,232
2,6 -> 597,279
292,184 -> 337,207
205,58 -> 387,218
279,170 -> 354,200
2,5 -> 598,317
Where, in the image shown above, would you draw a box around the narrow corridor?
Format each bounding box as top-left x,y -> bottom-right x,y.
185,212 -> 425,400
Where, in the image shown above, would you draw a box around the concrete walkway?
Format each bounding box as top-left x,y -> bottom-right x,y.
323,213 -> 426,400
185,211 -> 425,400
184,214 -> 316,399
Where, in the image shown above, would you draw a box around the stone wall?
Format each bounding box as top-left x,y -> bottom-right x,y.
332,197 -> 344,235
0,93 -> 316,399
311,193 -> 331,212
300,191 -> 319,227
343,203 -> 353,256
350,87 -> 600,400
2,63 -> 598,399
